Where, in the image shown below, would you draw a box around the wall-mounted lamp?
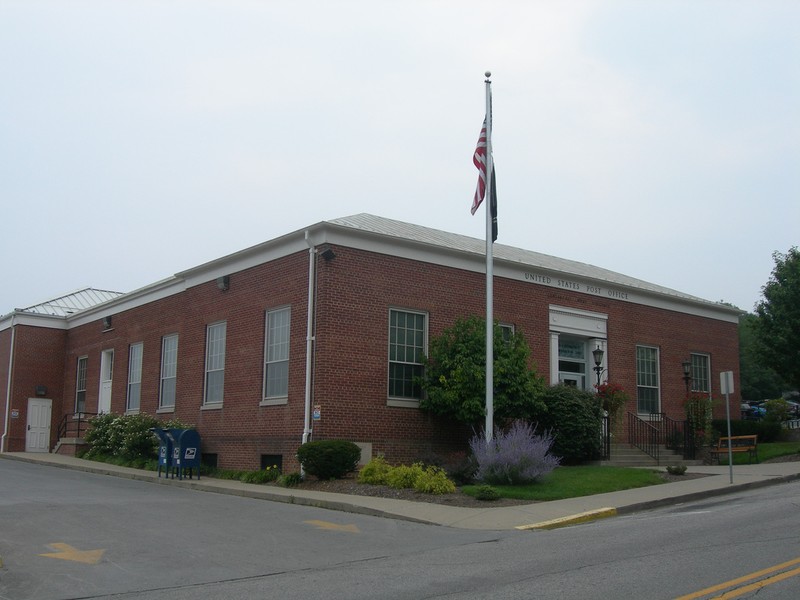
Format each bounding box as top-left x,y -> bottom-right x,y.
35,385 -> 47,397
682,360 -> 692,394
216,275 -> 230,291
319,246 -> 336,261
592,345 -> 606,387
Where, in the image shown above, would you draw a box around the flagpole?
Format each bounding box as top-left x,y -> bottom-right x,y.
484,71 -> 494,442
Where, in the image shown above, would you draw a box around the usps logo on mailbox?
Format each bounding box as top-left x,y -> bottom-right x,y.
159,447 -> 166,458
185,448 -> 197,460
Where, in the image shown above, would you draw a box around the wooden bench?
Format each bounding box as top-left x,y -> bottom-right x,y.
709,435 -> 758,464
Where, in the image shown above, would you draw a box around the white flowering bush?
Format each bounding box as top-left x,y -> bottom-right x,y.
85,413 -> 192,461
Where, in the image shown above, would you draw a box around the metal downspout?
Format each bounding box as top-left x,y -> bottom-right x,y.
1,314 -> 16,453
302,232 -> 316,449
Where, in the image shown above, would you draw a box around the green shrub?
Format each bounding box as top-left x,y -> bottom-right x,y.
764,399 -> 791,423
537,385 -> 604,463
240,465 -> 281,484
358,455 -> 392,485
413,465 -> 456,494
296,439 -> 361,480
277,472 -> 303,487
417,450 -> 477,485
474,484 -> 500,501
711,419 -> 782,442
385,463 -> 425,489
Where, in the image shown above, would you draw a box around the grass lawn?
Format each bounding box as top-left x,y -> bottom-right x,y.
461,441 -> 800,502
462,466 -> 664,502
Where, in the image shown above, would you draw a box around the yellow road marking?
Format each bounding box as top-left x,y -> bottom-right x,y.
675,556 -> 800,599
38,543 -> 105,565
304,519 -> 360,533
516,507 -> 618,530
715,565 -> 800,598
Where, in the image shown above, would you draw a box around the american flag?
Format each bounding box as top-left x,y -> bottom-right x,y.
470,119 -> 487,215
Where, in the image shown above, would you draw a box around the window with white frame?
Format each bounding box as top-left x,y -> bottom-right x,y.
127,343 -> 143,412
159,334 -> 178,409
204,322 -> 226,405
388,309 -> 426,400
690,353 -> 710,394
76,356 -> 88,413
558,337 -> 588,390
636,345 -> 660,414
499,323 -> 515,345
264,307 -> 290,400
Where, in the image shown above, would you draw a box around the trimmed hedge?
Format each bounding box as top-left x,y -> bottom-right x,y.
711,419 -> 782,443
296,439 -> 361,480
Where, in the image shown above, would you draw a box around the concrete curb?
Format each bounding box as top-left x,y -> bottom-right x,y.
613,472 -> 800,516
515,507 -> 618,530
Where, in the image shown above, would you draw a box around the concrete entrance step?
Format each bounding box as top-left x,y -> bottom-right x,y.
593,445 -> 704,467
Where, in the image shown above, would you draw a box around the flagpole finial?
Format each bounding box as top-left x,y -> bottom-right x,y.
485,70 -> 491,79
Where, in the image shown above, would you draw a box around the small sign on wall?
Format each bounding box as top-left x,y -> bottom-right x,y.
313,405 -> 321,421
11,409 -> 19,419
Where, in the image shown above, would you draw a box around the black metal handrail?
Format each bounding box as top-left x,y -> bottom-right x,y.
57,412 -> 97,440
627,412 -> 661,464
601,414 -> 611,460
662,414 -> 696,459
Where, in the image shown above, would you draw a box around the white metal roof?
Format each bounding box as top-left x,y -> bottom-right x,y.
17,288 -> 124,317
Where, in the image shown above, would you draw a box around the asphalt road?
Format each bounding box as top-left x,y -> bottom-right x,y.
2,459 -> 799,599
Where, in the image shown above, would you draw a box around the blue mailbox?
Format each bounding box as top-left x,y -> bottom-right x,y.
150,428 -> 176,478
173,429 -> 201,480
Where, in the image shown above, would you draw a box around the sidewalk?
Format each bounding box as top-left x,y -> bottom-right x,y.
3,452 -> 799,531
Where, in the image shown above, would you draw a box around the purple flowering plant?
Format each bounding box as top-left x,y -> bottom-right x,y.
469,420 -> 561,485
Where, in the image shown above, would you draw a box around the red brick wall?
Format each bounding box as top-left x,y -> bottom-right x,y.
0,327 -> 10,451
1,325 -> 67,451
17,243 -> 738,469
61,252 -> 310,470
309,246 -> 739,463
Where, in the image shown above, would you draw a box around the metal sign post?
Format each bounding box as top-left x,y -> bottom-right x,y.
720,371 -> 735,484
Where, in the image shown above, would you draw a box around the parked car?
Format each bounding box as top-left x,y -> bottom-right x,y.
784,401 -> 800,419
742,402 -> 766,420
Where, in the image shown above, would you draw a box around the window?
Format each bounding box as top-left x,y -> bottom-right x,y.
76,356 -> 88,413
636,345 -> 660,414
159,335 -> 178,409
558,337 -> 587,390
264,307 -> 290,401
690,353 -> 710,394
127,343 -> 143,412
388,309 -> 426,400
204,322 -> 226,405
499,323 -> 515,345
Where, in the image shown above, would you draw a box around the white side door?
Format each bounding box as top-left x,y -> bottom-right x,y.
98,349 -> 114,414
26,398 -> 52,452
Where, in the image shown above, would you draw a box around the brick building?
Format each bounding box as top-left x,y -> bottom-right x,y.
0,214 -> 741,469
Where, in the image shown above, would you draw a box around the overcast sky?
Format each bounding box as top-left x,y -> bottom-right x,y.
1,0 -> 797,317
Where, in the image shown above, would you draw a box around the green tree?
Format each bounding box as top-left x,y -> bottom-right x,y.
418,316 -> 546,424
753,247 -> 800,389
739,313 -> 787,401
